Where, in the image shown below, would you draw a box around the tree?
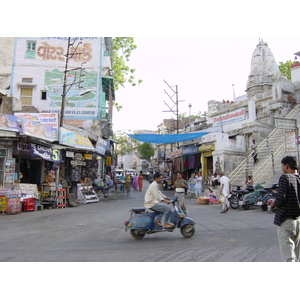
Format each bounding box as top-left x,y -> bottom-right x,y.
135,143 -> 155,161
112,37 -> 143,90
278,60 -> 294,80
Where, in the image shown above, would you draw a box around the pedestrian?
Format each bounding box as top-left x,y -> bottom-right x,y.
138,171 -> 144,191
132,173 -> 139,191
245,175 -> 253,186
211,172 -> 220,188
144,172 -> 174,228
251,139 -> 258,165
208,188 -> 218,204
219,171 -> 231,213
270,156 -> 300,262
194,173 -> 203,197
172,172 -> 189,213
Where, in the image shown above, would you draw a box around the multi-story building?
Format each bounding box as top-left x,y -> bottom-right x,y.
0,37 -> 115,191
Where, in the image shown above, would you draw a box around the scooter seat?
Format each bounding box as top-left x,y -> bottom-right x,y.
131,207 -> 146,213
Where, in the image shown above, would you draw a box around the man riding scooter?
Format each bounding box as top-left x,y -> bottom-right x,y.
144,172 -> 174,228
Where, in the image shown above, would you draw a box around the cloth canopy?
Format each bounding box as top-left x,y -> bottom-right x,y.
127,132 -> 209,144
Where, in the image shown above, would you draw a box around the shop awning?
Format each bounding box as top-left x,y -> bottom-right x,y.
127,132 -> 209,144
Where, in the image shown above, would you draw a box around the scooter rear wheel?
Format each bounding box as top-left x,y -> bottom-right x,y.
180,224 -> 195,238
229,195 -> 239,209
130,229 -> 146,240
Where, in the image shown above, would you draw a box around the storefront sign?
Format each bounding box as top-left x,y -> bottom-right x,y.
66,151 -> 74,158
172,148 -> 182,159
285,130 -> 296,151
274,117 -> 297,130
83,153 -> 92,160
17,142 -> 30,152
95,137 -> 109,155
70,160 -> 86,166
213,108 -> 245,127
30,143 -> 63,163
182,146 -> 199,155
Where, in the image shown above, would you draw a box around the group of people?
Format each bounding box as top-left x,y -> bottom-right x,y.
119,171 -> 144,192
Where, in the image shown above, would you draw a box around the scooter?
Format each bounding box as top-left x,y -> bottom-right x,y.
124,196 -> 195,240
241,182 -> 270,210
229,184 -> 255,209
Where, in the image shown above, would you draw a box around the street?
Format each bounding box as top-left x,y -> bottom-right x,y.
0,180 -> 281,262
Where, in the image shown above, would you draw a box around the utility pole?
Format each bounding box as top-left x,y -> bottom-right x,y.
60,37 -> 86,127
162,80 -> 185,134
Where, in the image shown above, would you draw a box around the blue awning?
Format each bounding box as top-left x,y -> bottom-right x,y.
127,132 -> 209,144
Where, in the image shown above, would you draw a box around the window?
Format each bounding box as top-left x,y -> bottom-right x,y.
41,91 -> 47,100
26,41 -> 36,59
20,87 -> 33,105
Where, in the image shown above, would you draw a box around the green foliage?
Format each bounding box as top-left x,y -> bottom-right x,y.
112,37 -> 143,90
136,143 -> 155,161
178,111 -> 207,120
279,60 -> 293,80
113,131 -> 154,162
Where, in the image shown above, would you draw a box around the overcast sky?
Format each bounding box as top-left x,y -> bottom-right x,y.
113,36 -> 300,132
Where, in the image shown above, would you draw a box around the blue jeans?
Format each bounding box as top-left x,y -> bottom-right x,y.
151,203 -> 172,224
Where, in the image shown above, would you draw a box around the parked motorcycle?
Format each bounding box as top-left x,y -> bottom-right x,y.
263,183 -> 278,212
124,196 -> 195,240
229,184 -> 255,209
241,182 -> 270,210
162,176 -> 172,190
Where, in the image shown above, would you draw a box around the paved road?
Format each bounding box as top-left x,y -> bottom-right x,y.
0,180 -> 282,262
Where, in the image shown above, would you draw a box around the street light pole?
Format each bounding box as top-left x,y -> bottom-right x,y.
60,37 -> 71,128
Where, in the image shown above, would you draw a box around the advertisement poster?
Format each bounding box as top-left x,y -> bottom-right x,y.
21,117 -> 55,142
0,113 -> 19,132
15,113 -> 59,141
59,127 -> 94,151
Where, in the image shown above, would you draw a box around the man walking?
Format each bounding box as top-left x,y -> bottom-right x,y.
271,156 -> 300,262
144,172 -> 174,228
172,172 -> 189,214
219,171 -> 231,213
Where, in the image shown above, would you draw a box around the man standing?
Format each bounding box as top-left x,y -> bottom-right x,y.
219,171 -> 231,213
172,172 -> 189,213
144,172 -> 174,228
270,156 -> 300,262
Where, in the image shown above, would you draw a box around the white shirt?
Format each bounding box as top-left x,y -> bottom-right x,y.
144,181 -> 167,209
220,175 -> 231,196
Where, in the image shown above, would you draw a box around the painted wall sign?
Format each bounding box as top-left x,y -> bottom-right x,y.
213,108 -> 246,127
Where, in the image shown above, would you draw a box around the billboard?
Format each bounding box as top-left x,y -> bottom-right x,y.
12,37 -> 102,121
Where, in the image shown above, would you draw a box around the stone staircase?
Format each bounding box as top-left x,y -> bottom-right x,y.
229,104 -> 300,188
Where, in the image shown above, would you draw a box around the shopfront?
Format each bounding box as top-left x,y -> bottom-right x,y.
198,144 -> 215,181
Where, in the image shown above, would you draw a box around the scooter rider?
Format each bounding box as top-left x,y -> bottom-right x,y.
144,172 -> 174,228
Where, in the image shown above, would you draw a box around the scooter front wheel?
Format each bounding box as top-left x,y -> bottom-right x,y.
130,229 -> 146,240
180,224 -> 195,238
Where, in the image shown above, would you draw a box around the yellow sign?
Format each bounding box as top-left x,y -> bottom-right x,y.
198,144 -> 215,152
83,154 -> 92,160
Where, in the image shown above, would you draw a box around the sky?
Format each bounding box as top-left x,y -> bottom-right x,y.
113,37 -> 300,132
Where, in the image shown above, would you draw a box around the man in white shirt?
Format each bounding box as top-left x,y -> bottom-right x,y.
219,171 -> 231,213
144,172 -> 174,228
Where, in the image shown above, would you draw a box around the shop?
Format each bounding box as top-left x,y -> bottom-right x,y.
182,145 -> 202,180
